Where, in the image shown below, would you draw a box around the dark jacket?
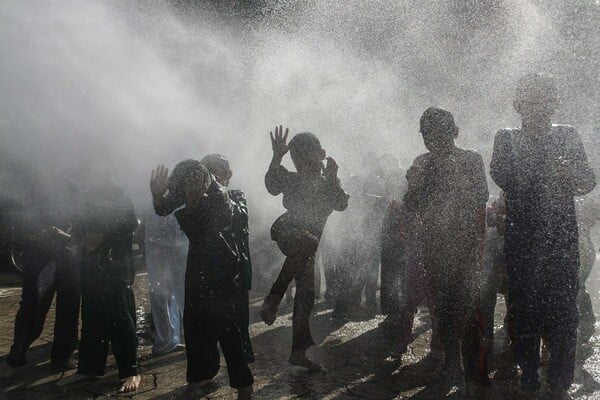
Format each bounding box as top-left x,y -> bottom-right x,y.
175,182 -> 237,303
490,125 -> 595,292
265,162 -> 349,239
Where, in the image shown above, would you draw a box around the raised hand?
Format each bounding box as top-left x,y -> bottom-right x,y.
270,125 -> 289,163
324,157 -> 338,180
150,164 -> 169,198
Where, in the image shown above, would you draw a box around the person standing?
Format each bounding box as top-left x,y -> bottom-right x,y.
490,73 -> 596,399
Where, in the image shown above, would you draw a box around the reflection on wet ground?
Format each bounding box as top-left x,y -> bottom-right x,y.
0,269 -> 599,399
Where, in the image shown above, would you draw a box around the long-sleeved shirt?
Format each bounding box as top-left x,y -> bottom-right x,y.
404,147 -> 489,254
175,181 -> 236,299
490,125 -> 596,287
265,162 -> 349,238
77,182 -> 139,286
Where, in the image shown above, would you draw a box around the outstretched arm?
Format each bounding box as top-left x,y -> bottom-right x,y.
265,125 -> 291,195
150,164 -> 182,215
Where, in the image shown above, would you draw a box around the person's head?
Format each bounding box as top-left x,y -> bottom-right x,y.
419,107 -> 458,154
169,159 -> 212,205
513,73 -> 558,122
201,153 -> 232,186
288,132 -> 326,174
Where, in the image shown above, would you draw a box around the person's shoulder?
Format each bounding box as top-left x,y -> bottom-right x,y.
411,152 -> 431,166
552,124 -> 578,138
458,148 -> 483,160
494,127 -> 520,140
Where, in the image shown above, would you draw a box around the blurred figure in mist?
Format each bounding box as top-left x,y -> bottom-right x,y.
331,174 -> 367,319
490,73 -> 596,399
144,209 -> 187,356
201,153 -> 255,364
480,193 -> 514,357
60,173 -> 141,393
261,126 -> 348,371
355,154 -> 388,312
0,164 -> 80,378
378,154 -> 407,317
574,196 -> 599,358
404,107 -> 489,391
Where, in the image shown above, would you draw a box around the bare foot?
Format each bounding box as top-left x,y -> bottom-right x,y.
289,352 -> 322,372
237,384 -> 253,400
177,380 -> 211,400
119,375 -> 141,393
57,373 -> 96,387
260,295 -> 280,325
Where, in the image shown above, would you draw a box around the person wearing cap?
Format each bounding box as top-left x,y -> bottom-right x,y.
491,73 -> 596,399
404,107 -> 489,392
260,126 -> 348,371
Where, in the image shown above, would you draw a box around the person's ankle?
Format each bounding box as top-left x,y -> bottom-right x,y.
237,384 -> 253,399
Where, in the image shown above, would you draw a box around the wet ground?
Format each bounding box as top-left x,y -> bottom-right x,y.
1,266 -> 600,400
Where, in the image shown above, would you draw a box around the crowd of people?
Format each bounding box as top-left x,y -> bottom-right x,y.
0,72 -> 597,400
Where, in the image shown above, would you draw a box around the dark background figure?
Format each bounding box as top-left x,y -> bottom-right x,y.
378,153 -> 407,318
260,127 -> 348,371
331,174 -> 367,319
172,161 -> 253,400
60,175 -> 141,393
144,209 -> 187,356
356,157 -> 387,313
574,196 -> 599,358
0,162 -> 80,378
490,73 -> 596,400
480,193 -> 514,359
201,153 -> 255,364
404,107 -> 489,393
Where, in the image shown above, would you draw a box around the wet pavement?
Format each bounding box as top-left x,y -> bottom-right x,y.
0,269 -> 600,400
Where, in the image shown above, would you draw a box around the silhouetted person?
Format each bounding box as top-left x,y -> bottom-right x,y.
201,153 -> 255,364
0,165 -> 80,378
144,209 -> 187,356
260,126 -> 348,371
404,107 -> 489,392
480,193 -> 514,356
59,175 -> 141,393
490,73 -> 596,399
154,160 -> 253,400
378,154 -> 408,317
575,196 -> 599,356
